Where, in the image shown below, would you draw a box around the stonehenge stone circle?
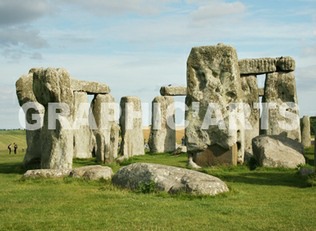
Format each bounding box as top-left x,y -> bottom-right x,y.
148,96 -> 176,153
16,42 -> 304,170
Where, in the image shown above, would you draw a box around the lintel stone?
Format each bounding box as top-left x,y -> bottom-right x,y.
160,86 -> 187,96
71,79 -> 110,94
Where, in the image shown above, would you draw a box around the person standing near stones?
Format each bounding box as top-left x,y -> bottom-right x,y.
8,144 -> 12,154
13,143 -> 18,154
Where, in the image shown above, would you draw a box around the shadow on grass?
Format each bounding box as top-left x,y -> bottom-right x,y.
0,162 -> 25,174
211,170 -> 310,188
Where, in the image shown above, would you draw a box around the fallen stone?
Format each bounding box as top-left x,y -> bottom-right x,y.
160,86 -> 187,96
71,79 -> 110,94
23,169 -> 71,179
252,135 -> 305,168
70,165 -> 113,180
112,163 -> 229,196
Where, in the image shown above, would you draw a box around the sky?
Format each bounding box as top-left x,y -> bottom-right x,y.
0,0 -> 315,129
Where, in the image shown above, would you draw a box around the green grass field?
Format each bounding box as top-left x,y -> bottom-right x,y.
0,130 -> 315,230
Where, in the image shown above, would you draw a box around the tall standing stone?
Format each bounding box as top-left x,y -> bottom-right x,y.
16,69 -> 44,168
262,71 -> 301,142
149,96 -> 176,153
301,116 -> 311,148
185,44 -> 243,166
119,96 -> 144,158
72,91 -> 94,159
33,68 -> 74,169
92,94 -> 119,163
240,75 -> 260,157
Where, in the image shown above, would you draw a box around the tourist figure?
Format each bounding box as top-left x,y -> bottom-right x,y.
8,143 -> 12,154
13,143 -> 18,154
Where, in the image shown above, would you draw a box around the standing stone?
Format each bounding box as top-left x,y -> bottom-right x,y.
33,68 -> 74,169
119,96 -> 144,158
185,43 -> 243,166
72,91 -> 94,159
149,96 -> 176,153
301,116 -> 311,148
92,94 -> 119,163
240,75 -> 260,158
16,69 -> 44,168
262,71 -> 301,142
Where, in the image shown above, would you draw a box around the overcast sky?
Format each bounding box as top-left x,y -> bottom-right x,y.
0,0 -> 315,129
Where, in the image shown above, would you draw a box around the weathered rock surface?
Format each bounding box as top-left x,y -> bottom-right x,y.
300,116 -> 311,148
160,86 -> 187,96
185,43 -> 243,165
33,68 -> 74,169
239,58 -> 277,75
119,96 -> 144,158
70,165 -> 113,180
92,94 -> 119,163
240,75 -> 259,157
23,169 -> 71,179
16,70 -> 44,168
239,56 -> 295,75
71,79 -> 110,94
149,96 -> 176,153
252,135 -> 305,168
73,91 -> 94,159
112,163 -> 229,195
262,71 -> 300,142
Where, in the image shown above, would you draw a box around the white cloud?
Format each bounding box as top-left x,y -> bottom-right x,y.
190,0 -> 246,23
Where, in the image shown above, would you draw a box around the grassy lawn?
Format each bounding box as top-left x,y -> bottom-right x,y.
0,130 -> 315,230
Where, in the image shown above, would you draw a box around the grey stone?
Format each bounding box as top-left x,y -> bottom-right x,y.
240,75 -> 260,157
71,79 -> 110,94
112,163 -> 228,195
252,135 -> 305,168
185,43 -> 243,165
72,91 -> 94,159
239,58 -> 277,75
149,96 -> 176,153
160,86 -> 187,96
262,71 -> 301,142
33,68 -> 74,169
276,56 -> 295,72
119,96 -> 144,158
301,116 -> 311,148
92,94 -> 119,163
23,169 -> 71,179
70,165 -> 113,180
239,57 -> 295,75
16,70 -> 44,168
